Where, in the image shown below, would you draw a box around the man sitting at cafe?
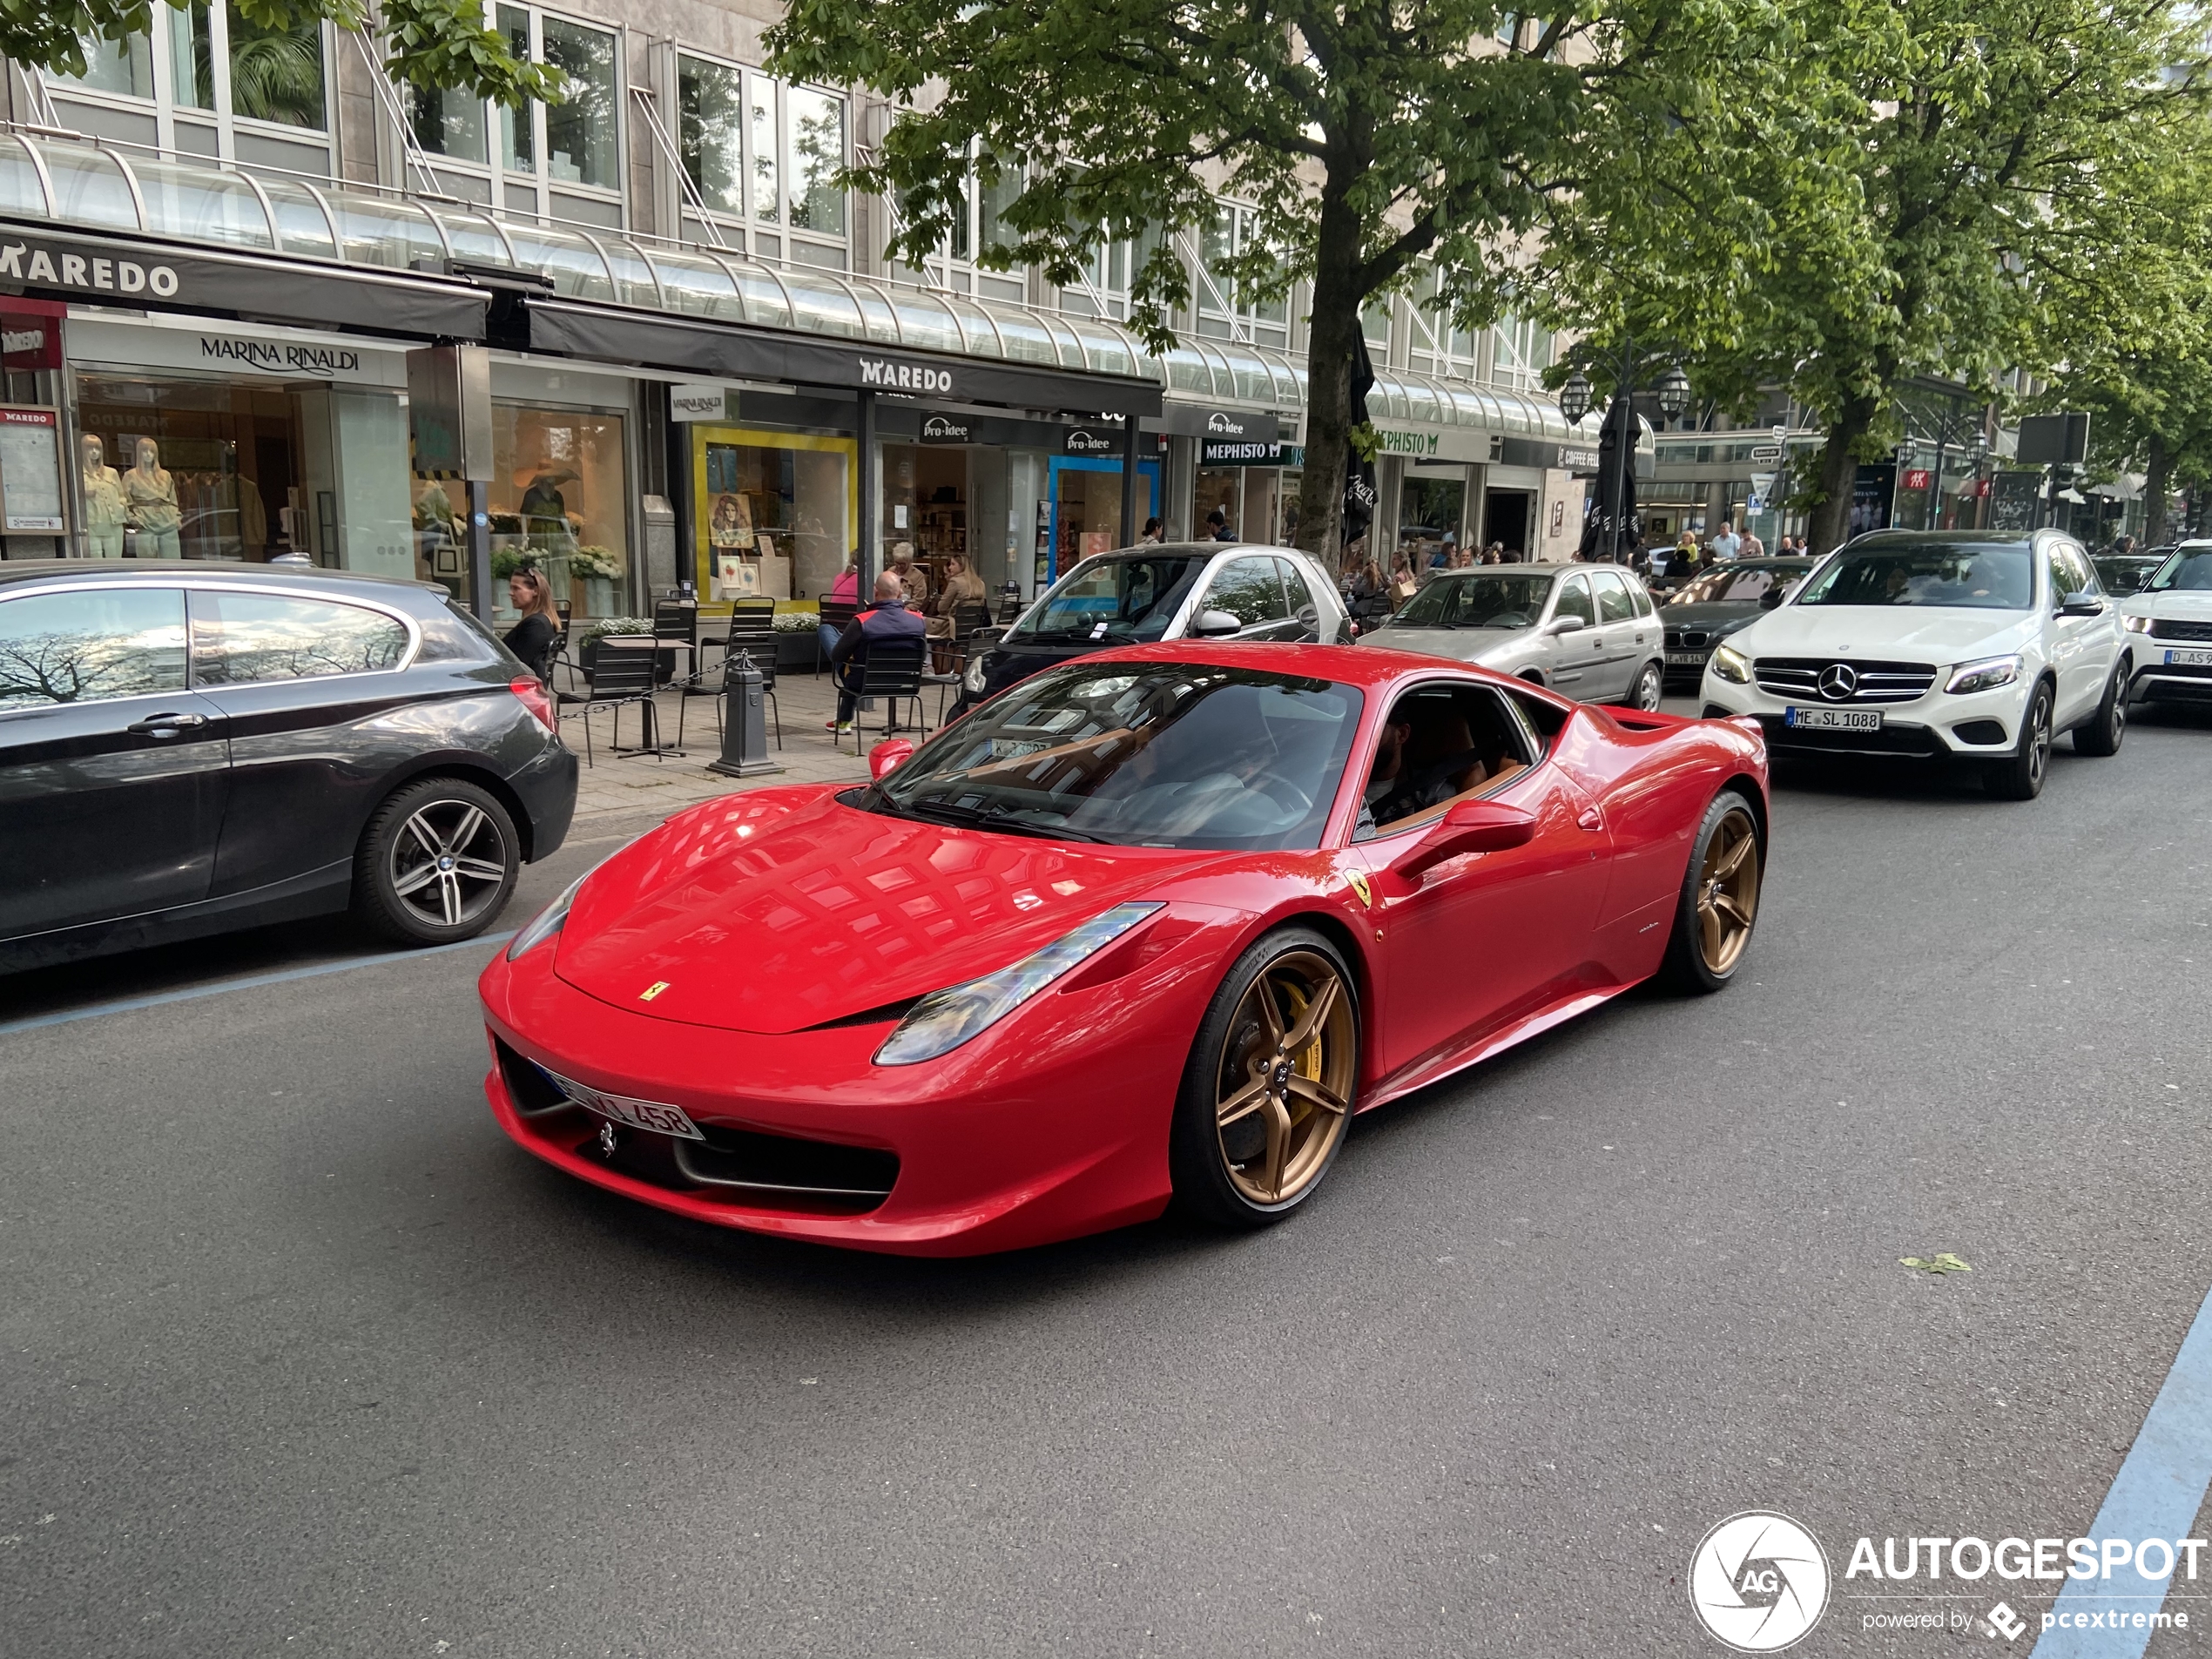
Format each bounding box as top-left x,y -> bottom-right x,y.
826,570 -> 927,735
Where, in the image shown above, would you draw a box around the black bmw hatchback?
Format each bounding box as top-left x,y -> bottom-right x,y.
0,561 -> 577,972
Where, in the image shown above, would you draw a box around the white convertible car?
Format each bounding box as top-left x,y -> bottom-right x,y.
2118,541 -> 2212,711
1699,529 -> 2129,800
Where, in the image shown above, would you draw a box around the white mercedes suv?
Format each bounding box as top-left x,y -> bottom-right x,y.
2118,540 -> 2212,711
1699,529 -> 2130,799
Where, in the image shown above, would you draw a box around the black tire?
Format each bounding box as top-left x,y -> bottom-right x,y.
1985,680 -> 2054,800
1169,926 -> 1360,1230
1656,790 -> 1764,995
352,776 -> 520,945
2074,663 -> 2128,757
1625,660 -> 1664,711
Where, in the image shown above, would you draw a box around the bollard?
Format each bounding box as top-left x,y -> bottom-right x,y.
707,650 -> 783,777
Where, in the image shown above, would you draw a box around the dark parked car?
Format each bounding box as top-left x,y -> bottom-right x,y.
0,561 -> 577,972
2094,552 -> 2165,594
1658,557 -> 1817,691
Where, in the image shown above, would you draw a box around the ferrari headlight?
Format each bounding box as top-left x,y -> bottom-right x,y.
963,650 -> 993,695
505,864 -> 599,961
2123,613 -> 2155,634
1710,644 -> 1751,684
1946,653 -> 2020,696
874,902 -> 1163,1066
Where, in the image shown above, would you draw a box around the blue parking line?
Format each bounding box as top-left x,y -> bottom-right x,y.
0,931 -> 516,1038
2032,1278 -> 2212,1657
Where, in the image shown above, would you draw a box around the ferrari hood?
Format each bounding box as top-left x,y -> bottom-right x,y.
553,790 -> 1217,1035
1734,605 -> 2033,663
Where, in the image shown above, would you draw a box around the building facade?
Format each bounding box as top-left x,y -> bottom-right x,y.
0,0 -> 1601,628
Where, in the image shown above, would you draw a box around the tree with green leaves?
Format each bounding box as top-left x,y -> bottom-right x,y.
2,0 -> 563,112
766,0 -> 1761,562
1541,0 -> 2212,554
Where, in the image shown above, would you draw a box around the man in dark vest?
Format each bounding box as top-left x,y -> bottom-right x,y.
826,570 -> 927,735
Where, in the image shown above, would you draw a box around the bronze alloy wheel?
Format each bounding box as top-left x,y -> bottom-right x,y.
1695,806 -> 1762,976
1211,949 -> 1358,1207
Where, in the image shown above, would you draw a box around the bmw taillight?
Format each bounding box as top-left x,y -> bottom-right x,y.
511,676 -> 556,733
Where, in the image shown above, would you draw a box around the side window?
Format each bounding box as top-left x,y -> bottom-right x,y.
1630,578 -> 1656,618
1200,556 -> 1289,628
190,591 -> 410,685
1552,574 -> 1595,625
1503,686 -> 1566,756
2060,545 -> 2099,598
1275,556 -> 1319,617
1353,684 -> 1537,840
1590,570 -> 1635,624
0,586 -> 187,710
2046,545 -> 2073,610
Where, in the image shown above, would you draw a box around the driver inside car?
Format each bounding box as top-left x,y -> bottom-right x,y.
1358,697 -> 1529,837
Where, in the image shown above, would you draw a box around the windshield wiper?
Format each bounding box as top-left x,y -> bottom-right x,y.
898,796 -> 1114,843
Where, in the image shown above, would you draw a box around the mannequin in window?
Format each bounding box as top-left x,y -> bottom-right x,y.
80,434 -> 125,558
125,437 -> 181,558
518,467 -> 579,553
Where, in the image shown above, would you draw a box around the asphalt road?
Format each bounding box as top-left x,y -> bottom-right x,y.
4,703 -> 2211,1658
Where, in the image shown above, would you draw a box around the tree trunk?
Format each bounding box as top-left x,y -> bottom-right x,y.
1806,398 -> 1878,556
1293,186 -> 1365,565
2144,433 -> 2171,548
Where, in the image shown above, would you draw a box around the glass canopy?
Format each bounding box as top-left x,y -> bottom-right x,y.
0,132 -> 1600,445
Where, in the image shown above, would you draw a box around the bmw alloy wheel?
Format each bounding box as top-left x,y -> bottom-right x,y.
389,799 -> 512,929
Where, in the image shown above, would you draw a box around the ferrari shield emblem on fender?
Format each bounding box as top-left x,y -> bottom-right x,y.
638,981 -> 671,1001
1346,871 -> 1373,909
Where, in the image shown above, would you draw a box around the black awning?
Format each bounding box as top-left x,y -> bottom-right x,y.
523,297 -> 1163,419
0,219 -> 489,341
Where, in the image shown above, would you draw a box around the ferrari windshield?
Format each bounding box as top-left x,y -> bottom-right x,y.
1793,543 -> 2033,610
1008,554 -> 1208,644
859,662 -> 1363,850
2146,547 -> 2212,591
1393,571 -> 1554,629
1668,563 -> 1811,605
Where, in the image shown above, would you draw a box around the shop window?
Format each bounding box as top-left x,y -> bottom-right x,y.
542,17 -> 617,189
0,588 -> 186,709
226,2 -> 326,130
188,591 -> 408,684
879,444 -> 968,592
1194,466 -> 1242,540
694,428 -> 851,601
1399,475 -> 1466,567
479,405 -> 631,619
75,374 -> 304,563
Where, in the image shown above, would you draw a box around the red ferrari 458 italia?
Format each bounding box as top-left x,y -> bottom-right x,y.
479,642 -> 1768,1256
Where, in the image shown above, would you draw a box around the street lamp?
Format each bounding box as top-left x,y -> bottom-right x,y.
1656,363 -> 1691,421
1557,367 -> 1593,426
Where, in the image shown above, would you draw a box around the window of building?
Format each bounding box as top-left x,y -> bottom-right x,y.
692,426 -> 853,601
674,51 -> 850,266
1407,266 -> 1479,380
541,17 -> 617,189
496,5 -> 533,172
59,36 -> 153,100
226,3 -> 325,130
1492,315 -> 1552,392
411,82 -> 488,165
1197,205 -> 1289,349
484,404 -> 631,618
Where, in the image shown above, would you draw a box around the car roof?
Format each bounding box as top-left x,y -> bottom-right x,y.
1428,562 -> 1581,576
1088,542 -> 1318,562
1062,637 -> 1560,697
1839,530 -> 2039,550
0,558 -> 446,598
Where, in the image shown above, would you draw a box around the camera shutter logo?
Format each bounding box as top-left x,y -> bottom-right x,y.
1689,1512 -> 1831,1652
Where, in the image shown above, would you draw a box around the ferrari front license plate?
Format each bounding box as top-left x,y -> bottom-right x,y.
2166,648 -> 2212,666
1784,706 -> 1883,732
543,1069 -> 705,1141
1667,651 -> 1709,665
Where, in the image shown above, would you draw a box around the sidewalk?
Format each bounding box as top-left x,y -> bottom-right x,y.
556,657 -> 945,828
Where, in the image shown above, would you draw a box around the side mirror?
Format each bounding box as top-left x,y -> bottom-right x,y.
1543,614 -> 1586,637
1389,799 -> 1539,886
1190,608 -> 1243,637
868,738 -> 914,780
2059,591 -> 2105,617
1759,587 -> 1785,610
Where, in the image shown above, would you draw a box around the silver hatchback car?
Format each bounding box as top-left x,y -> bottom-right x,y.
1359,563 -> 1668,709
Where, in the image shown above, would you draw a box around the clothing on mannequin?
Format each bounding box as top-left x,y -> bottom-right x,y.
80,434 -> 125,558
125,437 -> 180,559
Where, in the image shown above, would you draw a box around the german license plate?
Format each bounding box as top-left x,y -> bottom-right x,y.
1784,706 -> 1882,732
2166,648 -> 2212,666
1667,651 -> 1709,665
543,1069 -> 704,1141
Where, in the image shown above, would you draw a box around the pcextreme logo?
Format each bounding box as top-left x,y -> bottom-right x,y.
1689,1512 -> 1831,1652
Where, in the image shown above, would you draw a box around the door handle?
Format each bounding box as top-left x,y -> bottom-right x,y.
126,711 -> 211,738
1577,805 -> 1604,832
